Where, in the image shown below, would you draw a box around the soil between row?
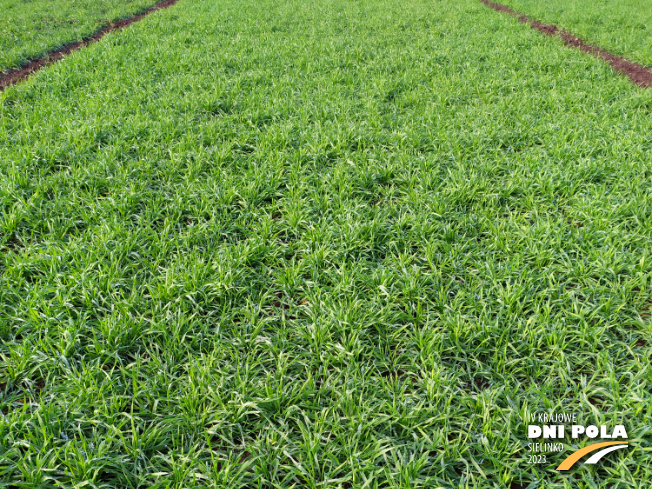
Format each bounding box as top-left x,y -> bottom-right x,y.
2,0 -> 650,93
0,0 -> 181,92
479,0 -> 652,88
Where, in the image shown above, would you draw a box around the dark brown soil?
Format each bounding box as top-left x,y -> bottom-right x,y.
0,0 -> 181,92
479,0 -> 652,88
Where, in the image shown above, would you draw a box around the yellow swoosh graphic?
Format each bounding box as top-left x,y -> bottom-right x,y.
556,441 -> 628,471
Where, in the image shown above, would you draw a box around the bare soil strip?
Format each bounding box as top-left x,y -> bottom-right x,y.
0,0 -> 181,92
479,0 -> 652,88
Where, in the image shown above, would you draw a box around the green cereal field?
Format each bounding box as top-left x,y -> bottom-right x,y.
0,0 -> 650,487
499,0 -> 652,67
0,0 -> 163,72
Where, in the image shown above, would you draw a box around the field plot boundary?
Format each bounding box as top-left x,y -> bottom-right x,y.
479,0 -> 652,88
0,0 -> 180,92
